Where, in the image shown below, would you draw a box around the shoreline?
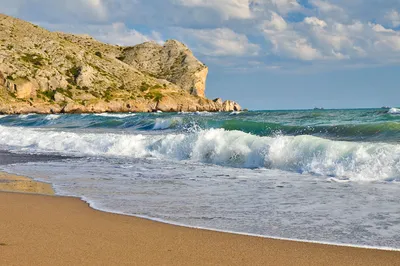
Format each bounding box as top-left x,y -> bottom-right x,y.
1,171 -> 400,265
0,171 -> 54,195
3,170 -> 399,252
0,110 -> 240,115
2,169 -> 399,252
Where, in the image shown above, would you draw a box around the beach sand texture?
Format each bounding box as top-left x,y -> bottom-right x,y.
0,172 -> 54,195
0,173 -> 399,266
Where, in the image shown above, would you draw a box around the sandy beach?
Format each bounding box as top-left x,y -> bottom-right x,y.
0,172 -> 399,266
0,172 -> 54,195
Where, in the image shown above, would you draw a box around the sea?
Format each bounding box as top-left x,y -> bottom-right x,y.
0,108 -> 400,250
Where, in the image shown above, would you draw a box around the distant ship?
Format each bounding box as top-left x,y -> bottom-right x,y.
313,107 -> 325,110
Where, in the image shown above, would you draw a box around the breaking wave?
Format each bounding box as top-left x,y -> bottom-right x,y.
388,108 -> 400,114
1,125 -> 399,182
94,113 -> 137,118
153,118 -> 183,130
45,114 -> 61,120
1,113 -> 400,142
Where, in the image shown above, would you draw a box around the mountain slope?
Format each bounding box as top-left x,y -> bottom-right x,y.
0,14 -> 241,114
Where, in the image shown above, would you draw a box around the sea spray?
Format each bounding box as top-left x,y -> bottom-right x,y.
1,125 -> 399,181
388,108 -> 400,114
153,117 -> 183,130
94,113 -> 137,118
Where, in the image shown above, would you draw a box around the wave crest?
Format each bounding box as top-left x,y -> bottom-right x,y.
388,108 -> 400,114
1,126 -> 399,182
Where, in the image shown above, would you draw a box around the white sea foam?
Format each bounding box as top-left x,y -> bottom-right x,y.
4,158 -> 400,249
152,118 -> 183,130
45,114 -> 61,120
229,111 -> 242,115
1,126 -> 399,181
388,108 -> 400,114
18,113 -> 35,118
194,111 -> 213,116
94,113 -> 137,118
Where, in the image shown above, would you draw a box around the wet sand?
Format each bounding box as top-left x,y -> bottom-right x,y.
0,173 -> 399,266
0,172 -> 54,195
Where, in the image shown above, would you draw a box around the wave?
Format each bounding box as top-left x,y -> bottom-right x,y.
18,113 -> 35,118
194,111 -> 214,116
1,125 -> 399,182
220,120 -> 400,142
94,113 -> 137,118
0,112 -> 400,142
388,108 -> 400,114
229,111 -> 242,115
152,118 -> 183,130
45,114 -> 61,120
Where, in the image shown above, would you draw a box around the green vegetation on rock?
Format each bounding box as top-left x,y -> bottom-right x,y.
21,53 -> 44,67
0,13 -> 241,114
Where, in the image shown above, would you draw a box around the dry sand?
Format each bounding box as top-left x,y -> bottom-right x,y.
0,173 -> 399,266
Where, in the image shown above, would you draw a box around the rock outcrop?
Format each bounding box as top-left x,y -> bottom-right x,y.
0,14 -> 241,114
0,71 -> 5,85
121,40 -> 208,97
222,100 -> 241,112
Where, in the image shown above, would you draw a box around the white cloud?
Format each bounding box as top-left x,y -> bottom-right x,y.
2,0 -> 400,69
304,17 -> 327,28
310,0 -> 343,13
260,11 -> 400,63
385,10 -> 400,28
37,22 -> 163,46
261,13 -> 322,60
371,23 -> 395,33
85,0 -> 107,20
252,0 -> 302,15
262,12 -> 288,31
93,23 -> 163,46
174,28 -> 260,56
174,0 -> 252,20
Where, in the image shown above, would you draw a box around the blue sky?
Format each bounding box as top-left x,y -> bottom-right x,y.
2,0 -> 400,110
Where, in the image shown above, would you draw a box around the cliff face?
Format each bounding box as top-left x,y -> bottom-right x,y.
0,14 -> 241,114
122,40 -> 208,97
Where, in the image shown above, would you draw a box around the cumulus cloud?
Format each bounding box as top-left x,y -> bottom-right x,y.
304,17 -> 327,28
252,0 -> 303,15
174,28 -> 260,56
260,10 -> 400,63
2,0 -> 400,70
371,23 -> 395,33
261,13 -> 322,60
310,0 -> 343,13
385,10 -> 400,28
37,21 -> 163,46
86,0 -> 108,20
92,23 -> 163,46
174,0 -> 252,20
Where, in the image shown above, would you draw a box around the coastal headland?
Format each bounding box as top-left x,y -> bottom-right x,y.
0,14 -> 241,114
0,172 -> 399,266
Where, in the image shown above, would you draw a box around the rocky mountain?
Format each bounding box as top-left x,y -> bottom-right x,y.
0,14 -> 241,114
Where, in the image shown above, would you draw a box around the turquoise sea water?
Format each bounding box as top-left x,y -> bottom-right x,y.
0,108 -> 399,249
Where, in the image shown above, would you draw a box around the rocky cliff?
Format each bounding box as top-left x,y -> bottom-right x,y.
0,14 -> 241,114
121,40 -> 208,98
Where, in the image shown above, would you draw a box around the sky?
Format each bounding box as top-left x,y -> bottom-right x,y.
1,0 -> 400,110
